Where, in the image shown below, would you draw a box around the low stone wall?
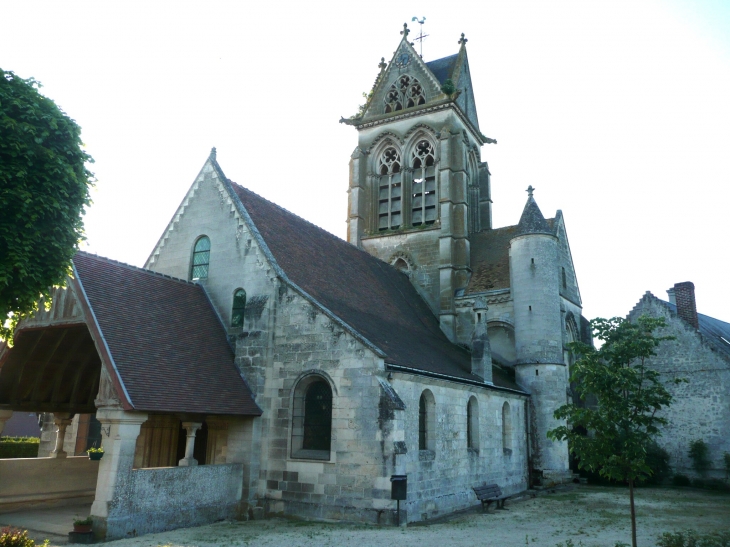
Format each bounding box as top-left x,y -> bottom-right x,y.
0,456 -> 99,509
102,463 -> 244,540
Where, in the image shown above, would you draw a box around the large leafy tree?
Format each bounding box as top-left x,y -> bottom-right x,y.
548,316 -> 680,547
0,69 -> 94,342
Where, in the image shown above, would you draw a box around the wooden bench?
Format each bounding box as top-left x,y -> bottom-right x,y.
472,483 -> 508,512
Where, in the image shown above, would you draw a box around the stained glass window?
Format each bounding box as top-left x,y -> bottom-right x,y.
190,236 -> 211,280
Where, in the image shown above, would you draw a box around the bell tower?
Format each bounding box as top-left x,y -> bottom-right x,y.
342,25 -> 495,341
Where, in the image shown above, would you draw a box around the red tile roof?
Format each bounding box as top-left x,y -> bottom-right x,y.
73,252 -> 261,416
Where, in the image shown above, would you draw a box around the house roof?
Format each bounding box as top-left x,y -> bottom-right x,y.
467,219 -> 556,293
426,54 -> 458,84
73,252 -> 262,416
663,300 -> 730,360
229,182 -> 524,392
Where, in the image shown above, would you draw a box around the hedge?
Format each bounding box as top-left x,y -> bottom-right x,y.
0,437 -> 40,458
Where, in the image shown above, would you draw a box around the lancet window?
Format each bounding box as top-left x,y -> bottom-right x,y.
231,288 -> 246,327
377,147 -> 402,230
384,75 -> 426,114
411,140 -> 437,226
190,236 -> 210,280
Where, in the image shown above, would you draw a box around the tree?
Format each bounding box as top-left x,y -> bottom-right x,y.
0,69 -> 94,343
547,316 -> 680,547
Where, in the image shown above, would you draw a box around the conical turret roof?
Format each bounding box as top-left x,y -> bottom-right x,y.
515,186 -> 553,236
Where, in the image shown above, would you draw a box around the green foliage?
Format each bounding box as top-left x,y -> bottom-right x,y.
353,91 -> 373,118
0,528 -> 48,547
548,316 -> 678,483
0,436 -> 39,458
72,517 -> 92,527
672,474 -> 691,487
657,529 -> 730,547
0,70 -> 94,343
86,446 -> 104,454
547,316 -> 679,547
689,439 -> 711,477
639,440 -> 672,485
441,78 -> 456,96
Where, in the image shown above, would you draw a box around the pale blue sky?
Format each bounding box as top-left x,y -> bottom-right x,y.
2,0 -> 729,323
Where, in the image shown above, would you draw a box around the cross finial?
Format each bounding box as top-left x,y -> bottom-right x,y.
401,23 -> 410,37
458,33 -> 468,46
378,57 -> 387,71
526,185 -> 535,197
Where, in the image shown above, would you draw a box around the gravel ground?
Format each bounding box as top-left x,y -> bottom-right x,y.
24,485 -> 730,547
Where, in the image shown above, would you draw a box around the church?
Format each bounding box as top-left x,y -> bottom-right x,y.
0,25 -> 588,540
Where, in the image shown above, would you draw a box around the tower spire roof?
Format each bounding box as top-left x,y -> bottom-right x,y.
515,186 -> 553,236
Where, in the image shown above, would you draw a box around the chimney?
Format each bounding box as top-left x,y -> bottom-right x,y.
673,282 -> 699,330
666,287 -> 676,305
471,297 -> 493,384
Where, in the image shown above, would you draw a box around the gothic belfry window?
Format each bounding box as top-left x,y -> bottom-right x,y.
377,147 -> 402,230
384,75 -> 426,113
411,140 -> 436,226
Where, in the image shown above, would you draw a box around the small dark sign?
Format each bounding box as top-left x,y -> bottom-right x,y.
390,474 -> 407,500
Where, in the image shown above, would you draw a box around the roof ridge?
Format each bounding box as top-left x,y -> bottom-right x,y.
229,182 -> 401,270
75,251 -> 197,286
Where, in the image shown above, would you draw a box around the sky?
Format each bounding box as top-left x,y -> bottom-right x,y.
2,0 -> 729,323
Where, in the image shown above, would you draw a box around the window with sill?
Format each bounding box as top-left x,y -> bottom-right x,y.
190,236 -> 210,280
231,288 -> 246,327
418,389 -> 435,452
502,401 -> 512,453
291,376 -> 333,460
467,396 -> 479,451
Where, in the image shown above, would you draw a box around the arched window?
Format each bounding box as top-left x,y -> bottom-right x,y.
418,390 -> 435,452
411,140 -> 437,226
384,75 -> 426,114
502,402 -> 512,453
377,147 -> 402,230
190,236 -> 211,280
231,288 -> 246,327
291,375 -> 332,460
467,396 -> 479,451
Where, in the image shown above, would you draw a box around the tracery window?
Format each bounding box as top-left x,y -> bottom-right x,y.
190,236 -> 211,280
411,140 -> 437,226
384,75 -> 426,113
377,147 -> 402,230
231,288 -> 246,327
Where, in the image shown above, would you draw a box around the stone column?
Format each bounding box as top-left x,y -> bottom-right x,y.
0,410 -> 13,435
178,422 -> 202,466
50,413 -> 73,458
90,407 -> 148,538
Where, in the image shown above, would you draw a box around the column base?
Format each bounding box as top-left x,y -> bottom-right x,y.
178,457 -> 198,467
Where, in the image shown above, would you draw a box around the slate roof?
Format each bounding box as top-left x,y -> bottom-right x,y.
229,182 -> 524,392
73,252 -> 261,416
516,196 -> 553,236
467,219 -> 556,293
426,54 -> 458,84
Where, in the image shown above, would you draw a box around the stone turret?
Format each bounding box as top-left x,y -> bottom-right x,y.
471,296 -> 492,383
509,186 -> 570,483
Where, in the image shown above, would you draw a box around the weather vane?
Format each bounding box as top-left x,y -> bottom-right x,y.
411,17 -> 428,58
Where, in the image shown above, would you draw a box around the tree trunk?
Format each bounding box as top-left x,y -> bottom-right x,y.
629,478 -> 637,547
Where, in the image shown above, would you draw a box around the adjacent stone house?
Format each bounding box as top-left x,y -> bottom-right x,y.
628,282 -> 730,478
0,24 -> 589,539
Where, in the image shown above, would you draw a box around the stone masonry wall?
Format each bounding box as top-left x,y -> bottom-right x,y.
361,229 -> 440,313
629,296 -> 730,478
392,375 -> 528,521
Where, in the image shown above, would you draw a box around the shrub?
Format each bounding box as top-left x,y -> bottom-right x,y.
0,437 -> 39,459
689,439 -> 711,477
657,529 -> 730,547
672,474 -> 691,487
0,528 -> 48,547
703,478 -> 730,492
638,441 -> 672,485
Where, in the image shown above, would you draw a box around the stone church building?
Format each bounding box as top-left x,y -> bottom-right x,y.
0,26 -> 588,539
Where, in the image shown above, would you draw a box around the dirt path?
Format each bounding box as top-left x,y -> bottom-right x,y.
23,486 -> 730,547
